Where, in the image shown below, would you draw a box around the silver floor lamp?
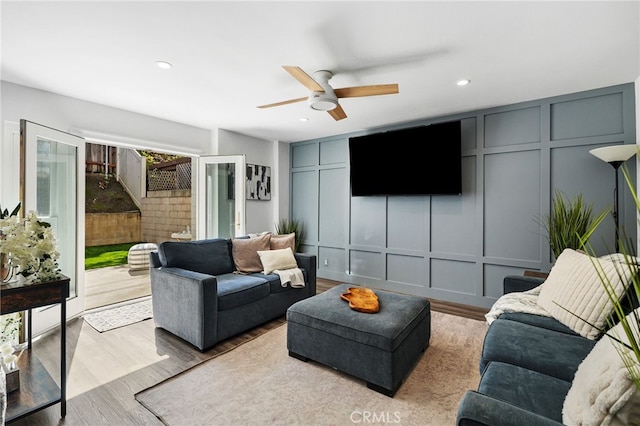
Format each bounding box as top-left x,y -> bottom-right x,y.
589,144 -> 638,252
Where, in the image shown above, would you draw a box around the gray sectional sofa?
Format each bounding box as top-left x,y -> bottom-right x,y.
457,248 -> 640,425
149,236 -> 316,351
457,275 -> 591,425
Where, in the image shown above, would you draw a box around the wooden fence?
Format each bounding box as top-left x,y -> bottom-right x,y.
86,143 -> 117,174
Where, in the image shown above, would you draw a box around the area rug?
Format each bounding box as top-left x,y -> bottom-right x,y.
83,296 -> 153,332
136,311 -> 487,425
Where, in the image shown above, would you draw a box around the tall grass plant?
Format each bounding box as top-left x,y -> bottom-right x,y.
275,219 -> 305,253
574,162 -> 640,394
540,190 -> 609,259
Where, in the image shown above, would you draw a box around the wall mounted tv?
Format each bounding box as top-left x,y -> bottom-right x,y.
349,120 -> 462,196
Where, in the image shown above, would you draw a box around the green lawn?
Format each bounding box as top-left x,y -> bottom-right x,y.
85,242 -> 141,270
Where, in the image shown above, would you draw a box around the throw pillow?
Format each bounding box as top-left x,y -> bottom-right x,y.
537,248 -> 634,340
231,233 -> 271,273
562,310 -> 640,425
257,248 -> 298,275
270,233 -> 295,251
247,231 -> 270,238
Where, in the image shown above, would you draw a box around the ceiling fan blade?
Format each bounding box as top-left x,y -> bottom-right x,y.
334,84 -> 399,98
283,66 -> 324,92
328,104 -> 347,121
257,97 -> 308,109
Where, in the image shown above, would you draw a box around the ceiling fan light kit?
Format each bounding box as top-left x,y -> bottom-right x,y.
308,94 -> 338,111
258,66 -> 399,121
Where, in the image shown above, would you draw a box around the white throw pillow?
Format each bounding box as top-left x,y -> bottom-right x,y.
257,248 -> 298,275
563,310 -> 640,425
537,248 -> 634,340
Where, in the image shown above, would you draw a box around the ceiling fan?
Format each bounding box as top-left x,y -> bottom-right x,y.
257,66 -> 399,121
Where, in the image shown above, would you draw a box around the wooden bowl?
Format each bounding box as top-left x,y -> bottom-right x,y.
340,287 -> 380,313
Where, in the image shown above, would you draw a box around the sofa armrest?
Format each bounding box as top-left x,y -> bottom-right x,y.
457,391 -> 563,426
150,267 -> 219,351
503,275 -> 545,294
150,250 -> 161,268
295,253 -> 317,296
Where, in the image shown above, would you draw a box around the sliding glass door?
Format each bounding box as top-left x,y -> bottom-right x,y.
21,120 -> 85,336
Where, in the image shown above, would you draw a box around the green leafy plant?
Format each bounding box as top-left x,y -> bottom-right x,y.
539,190 -> 609,259
275,218 -> 305,253
569,163 -> 640,394
0,203 -> 21,219
602,164 -> 640,391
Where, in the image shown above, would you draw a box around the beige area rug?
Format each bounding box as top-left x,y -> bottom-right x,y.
136,311 -> 487,425
83,296 -> 153,332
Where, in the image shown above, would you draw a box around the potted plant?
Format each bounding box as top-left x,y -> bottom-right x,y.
539,190 -> 609,260
575,163 -> 640,394
274,218 -> 305,253
0,203 -> 22,346
0,203 -> 20,220
0,210 -> 61,284
0,203 -> 20,281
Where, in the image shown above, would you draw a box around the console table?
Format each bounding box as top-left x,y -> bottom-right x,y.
0,275 -> 69,422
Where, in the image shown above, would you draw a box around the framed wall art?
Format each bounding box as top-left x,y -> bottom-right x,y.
246,163 -> 271,200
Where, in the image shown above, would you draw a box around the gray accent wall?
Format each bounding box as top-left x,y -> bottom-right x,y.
290,84 -> 637,309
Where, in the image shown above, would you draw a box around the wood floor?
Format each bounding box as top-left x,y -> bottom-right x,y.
85,266 -> 151,310
7,278 -> 487,425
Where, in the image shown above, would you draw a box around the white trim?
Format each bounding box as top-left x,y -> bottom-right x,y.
70,128 -> 201,156
197,155 -> 246,239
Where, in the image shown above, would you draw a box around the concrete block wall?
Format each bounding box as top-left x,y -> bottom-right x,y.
141,189 -> 191,245
86,212 -> 141,246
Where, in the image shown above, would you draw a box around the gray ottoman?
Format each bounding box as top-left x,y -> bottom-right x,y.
286,284 -> 431,397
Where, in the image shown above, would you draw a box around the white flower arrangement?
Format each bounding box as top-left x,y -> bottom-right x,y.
0,342 -> 17,372
0,211 -> 62,283
0,313 -> 21,346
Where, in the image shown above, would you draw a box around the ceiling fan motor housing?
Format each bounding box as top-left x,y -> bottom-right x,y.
308,70 -> 338,111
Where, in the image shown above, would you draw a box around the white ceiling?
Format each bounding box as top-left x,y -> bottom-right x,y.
2,1 -> 639,143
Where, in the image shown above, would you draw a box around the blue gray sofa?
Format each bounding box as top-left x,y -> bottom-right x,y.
457,266 -> 639,426
149,237 -> 316,351
457,275 -> 589,425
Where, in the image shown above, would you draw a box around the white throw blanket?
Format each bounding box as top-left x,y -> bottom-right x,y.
484,284 -> 552,325
275,268 -> 305,288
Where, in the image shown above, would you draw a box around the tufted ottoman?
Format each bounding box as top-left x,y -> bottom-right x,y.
286,283 -> 431,397
128,242 -> 158,270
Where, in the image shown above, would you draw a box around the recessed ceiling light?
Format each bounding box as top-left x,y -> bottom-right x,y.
156,61 -> 173,69
299,117 -> 309,122
457,79 -> 471,86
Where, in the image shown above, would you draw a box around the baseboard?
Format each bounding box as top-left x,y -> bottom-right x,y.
428,299 -> 488,322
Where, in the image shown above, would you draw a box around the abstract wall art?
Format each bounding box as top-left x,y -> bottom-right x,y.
246,163 -> 271,200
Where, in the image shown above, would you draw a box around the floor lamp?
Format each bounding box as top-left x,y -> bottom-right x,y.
589,145 -> 638,252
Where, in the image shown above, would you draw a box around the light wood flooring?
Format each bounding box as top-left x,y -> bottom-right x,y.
7,278 -> 487,425
85,266 -> 151,310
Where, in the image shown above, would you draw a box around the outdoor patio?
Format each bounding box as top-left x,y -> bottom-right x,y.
85,265 -> 151,311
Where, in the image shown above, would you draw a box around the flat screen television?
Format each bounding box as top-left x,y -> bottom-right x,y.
349,120 -> 462,196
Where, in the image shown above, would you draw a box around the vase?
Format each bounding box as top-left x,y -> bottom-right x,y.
0,253 -> 15,283
1,253 -> 8,281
